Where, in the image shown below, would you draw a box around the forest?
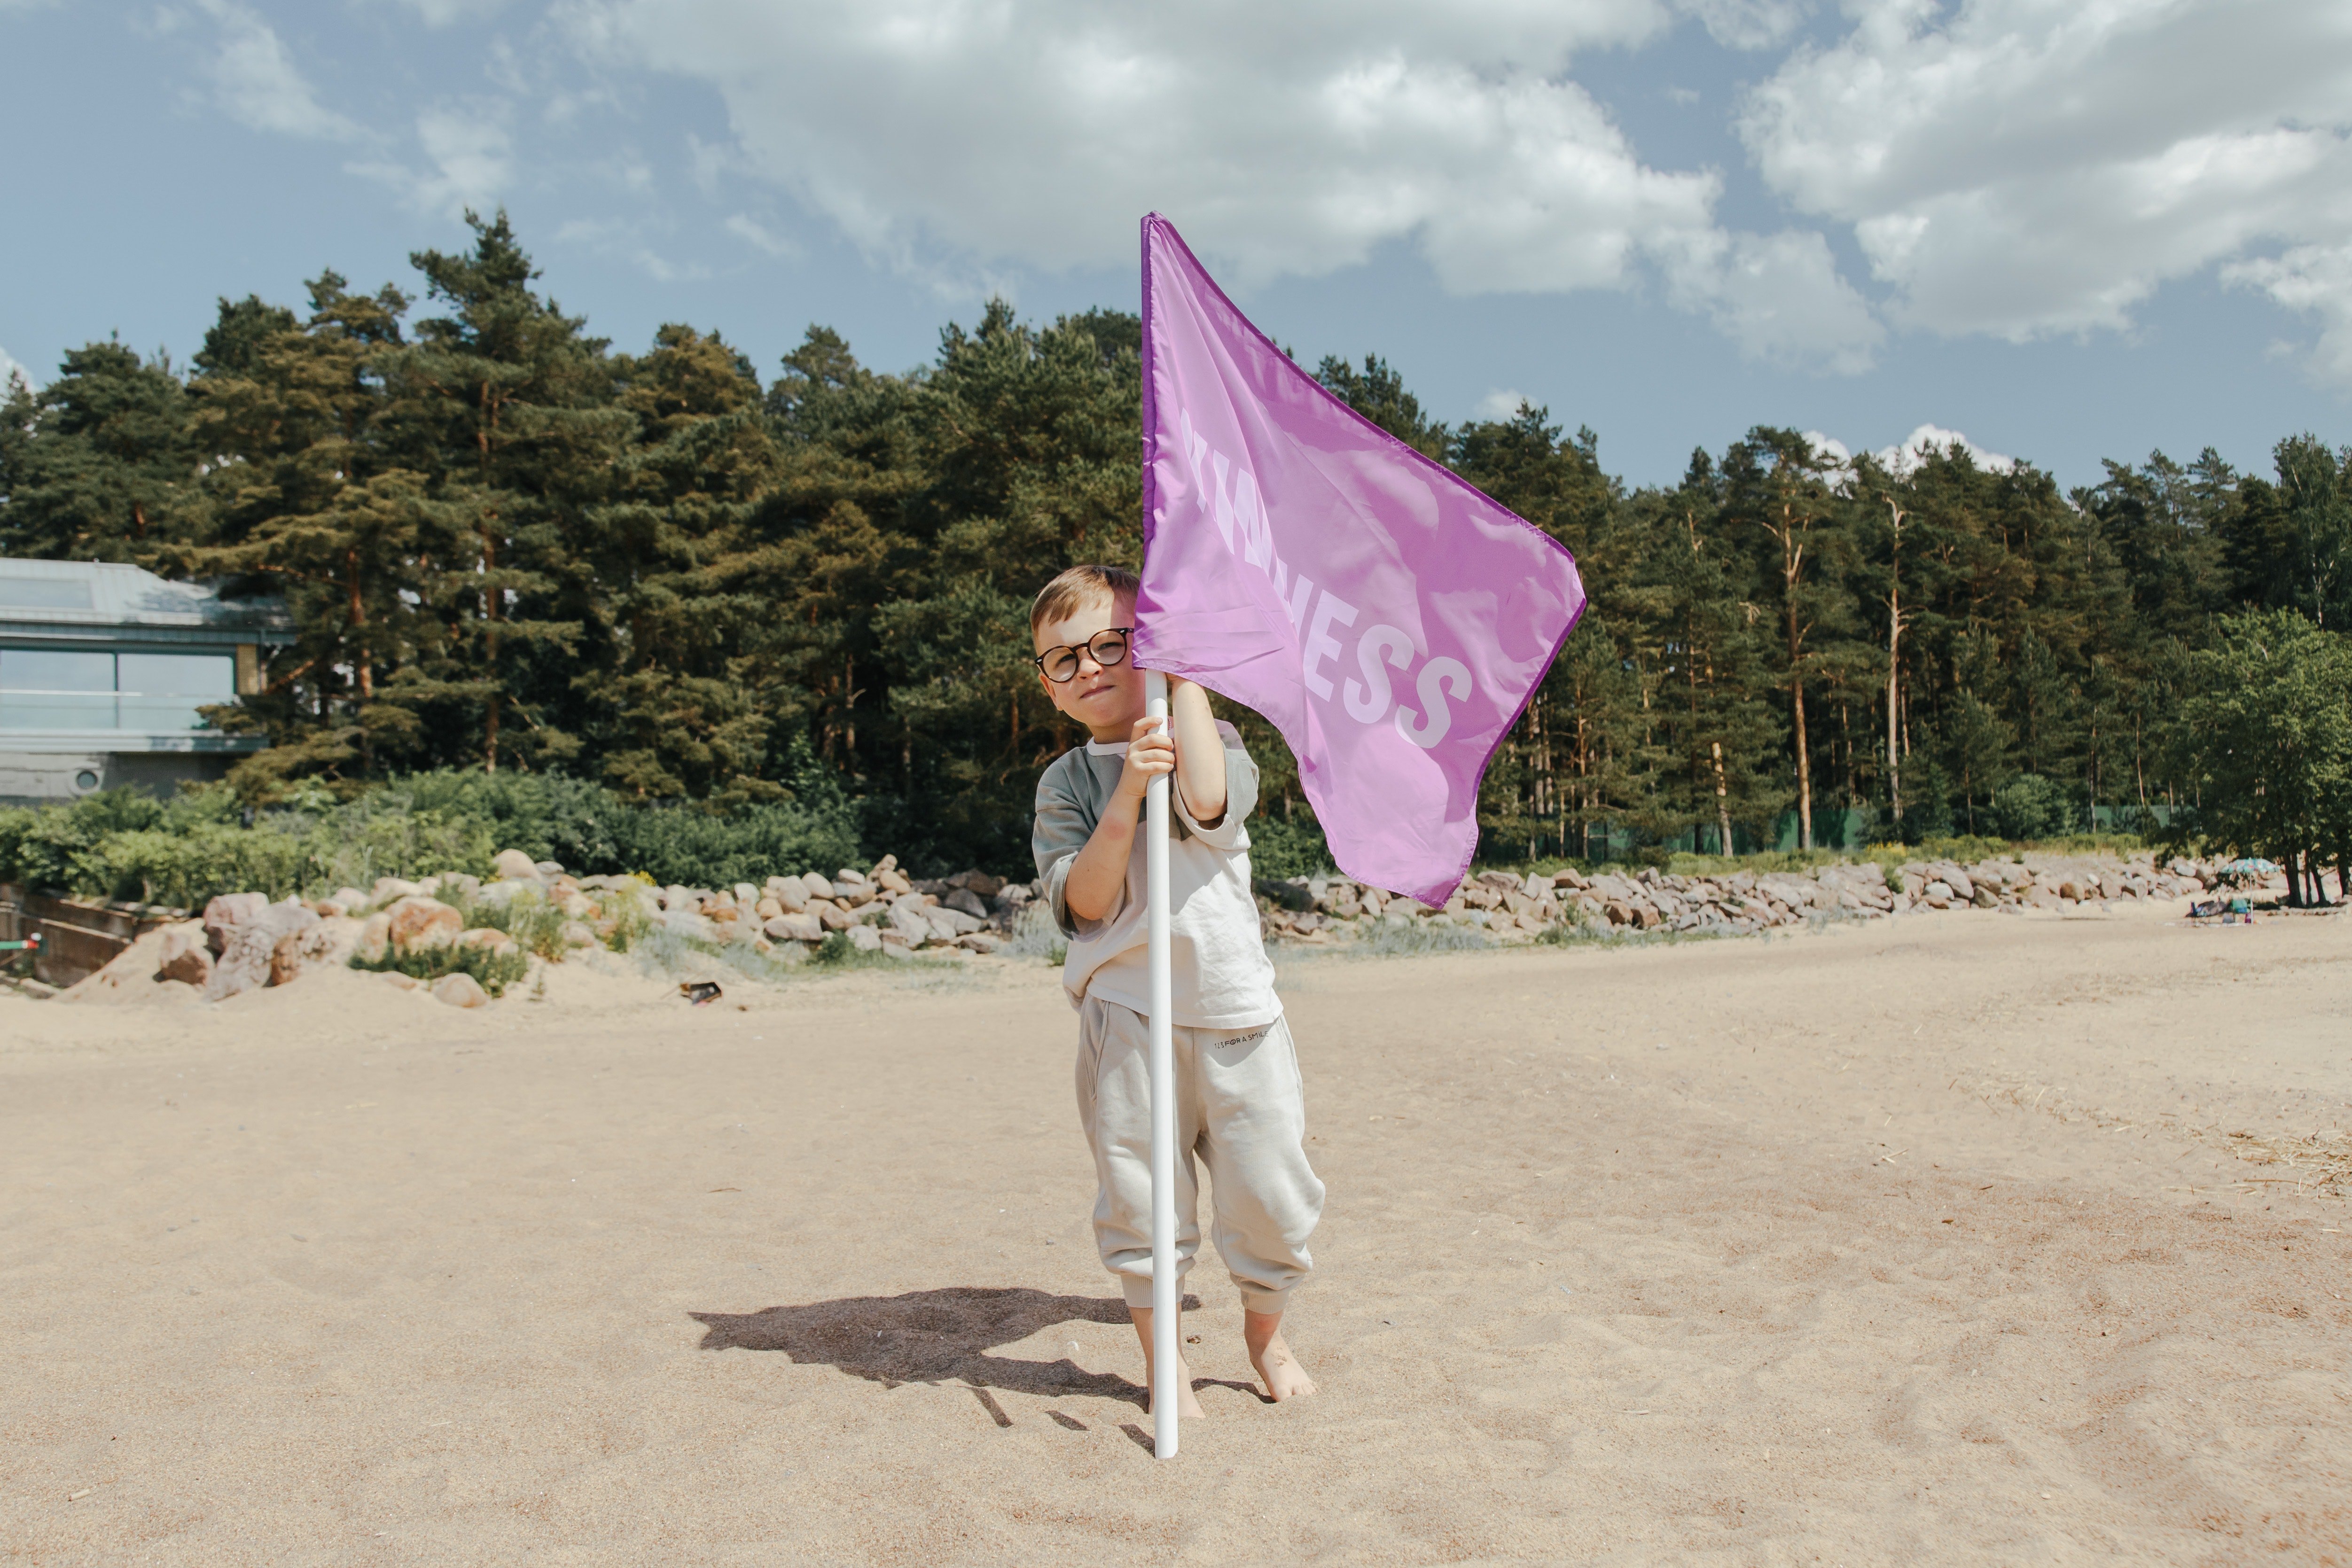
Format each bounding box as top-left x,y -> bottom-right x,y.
5,212 -> 2350,898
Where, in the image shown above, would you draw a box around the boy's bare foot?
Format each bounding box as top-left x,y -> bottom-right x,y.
1129,1306 -> 1207,1418
1244,1309 -> 1317,1402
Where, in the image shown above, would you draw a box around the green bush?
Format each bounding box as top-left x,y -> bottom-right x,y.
349,940 -> 530,997
0,768 -> 862,910
1991,774 -> 2068,841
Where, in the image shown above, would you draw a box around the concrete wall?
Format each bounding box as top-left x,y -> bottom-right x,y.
0,749 -> 239,806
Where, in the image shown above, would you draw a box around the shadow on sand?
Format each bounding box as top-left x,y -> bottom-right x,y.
692,1286 -> 1258,1414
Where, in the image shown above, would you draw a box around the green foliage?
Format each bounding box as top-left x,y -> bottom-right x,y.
4,210 -> 2348,892
349,940 -> 529,997
1990,773 -> 2069,841
0,771 -> 860,908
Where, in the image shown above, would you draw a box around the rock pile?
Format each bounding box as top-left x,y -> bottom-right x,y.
1253,851 -> 2226,944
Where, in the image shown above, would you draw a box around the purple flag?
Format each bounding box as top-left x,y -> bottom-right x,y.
1133,214 -> 1587,908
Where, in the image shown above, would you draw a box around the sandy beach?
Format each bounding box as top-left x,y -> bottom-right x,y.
4,902 -> 2348,1564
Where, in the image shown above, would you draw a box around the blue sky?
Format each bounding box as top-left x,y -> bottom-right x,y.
3,0 -> 2347,490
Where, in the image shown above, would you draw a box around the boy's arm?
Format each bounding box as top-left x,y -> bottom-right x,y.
1062,724 -> 1175,923
1169,677 -> 1226,828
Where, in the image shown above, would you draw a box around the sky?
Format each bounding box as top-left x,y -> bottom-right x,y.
3,0 -> 2349,491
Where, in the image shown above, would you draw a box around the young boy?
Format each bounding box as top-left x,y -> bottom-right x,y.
1030,563 -> 1322,1414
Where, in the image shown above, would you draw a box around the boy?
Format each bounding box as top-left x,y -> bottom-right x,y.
1030,563 -> 1322,1415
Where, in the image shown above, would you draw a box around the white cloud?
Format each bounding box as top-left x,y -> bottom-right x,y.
554,0 -> 1880,370
1674,0 -> 1806,51
1475,389 -> 1531,421
725,213 -> 798,259
1806,423 -> 2015,481
0,343 -> 34,395
194,0 -> 362,141
1740,0 -> 2352,378
386,0 -> 514,24
2226,244 -> 2352,389
351,106 -> 514,218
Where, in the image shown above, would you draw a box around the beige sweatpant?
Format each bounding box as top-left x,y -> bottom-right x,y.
1075,995 -> 1324,1314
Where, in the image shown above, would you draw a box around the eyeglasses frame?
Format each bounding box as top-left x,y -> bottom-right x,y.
1032,625 -> 1136,683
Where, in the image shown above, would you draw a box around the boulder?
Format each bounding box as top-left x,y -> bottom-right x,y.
561,921 -> 597,949
875,867 -> 914,896
155,923 -> 213,987
203,894 -> 320,1001
798,874 -> 836,901
532,860 -> 563,879
815,901 -> 855,932
931,906 -> 985,937
733,882 -> 759,906
957,932 -> 1004,953
766,912 -> 824,943
431,972 -> 490,1009
355,912 -> 391,962
1255,879 -> 1314,912
663,908 -> 719,942
847,924 -> 883,952
371,876 -> 422,904
888,901 -> 939,944
941,887 -> 990,919
1475,870 -> 1522,893
202,892 -> 269,957
377,970 -> 418,991
954,871 -> 1008,898
755,896 -> 783,921
768,880 -> 809,914
385,896 -> 463,950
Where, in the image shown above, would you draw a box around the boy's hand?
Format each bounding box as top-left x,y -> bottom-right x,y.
1114,716 -> 1176,803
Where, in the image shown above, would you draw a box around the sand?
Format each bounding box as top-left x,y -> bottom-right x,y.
3,902 -> 2348,1564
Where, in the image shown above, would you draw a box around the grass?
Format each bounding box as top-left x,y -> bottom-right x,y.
1343,917 -> 1495,956
348,940 -> 530,997
1001,904 -> 1069,966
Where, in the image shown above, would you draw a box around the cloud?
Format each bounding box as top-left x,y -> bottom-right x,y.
2225,244 -> 2352,389
1805,423 -> 2015,480
194,0 -> 363,141
1475,389 -> 1530,421
351,106 -> 513,218
724,213 -> 798,259
1674,0 -> 1807,51
1740,0 -> 2352,373
0,343 -> 34,394
554,0 -> 1880,370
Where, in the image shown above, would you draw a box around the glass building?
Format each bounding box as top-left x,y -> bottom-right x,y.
0,560 -> 292,803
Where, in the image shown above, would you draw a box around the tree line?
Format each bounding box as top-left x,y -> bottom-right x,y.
4,213 -> 2348,896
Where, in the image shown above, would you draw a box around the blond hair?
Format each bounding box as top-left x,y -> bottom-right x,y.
1030,563 -> 1139,639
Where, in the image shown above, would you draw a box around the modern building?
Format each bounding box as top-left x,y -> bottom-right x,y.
0,558 -> 292,804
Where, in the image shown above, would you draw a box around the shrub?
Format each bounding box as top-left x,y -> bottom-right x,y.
349,940 -> 530,997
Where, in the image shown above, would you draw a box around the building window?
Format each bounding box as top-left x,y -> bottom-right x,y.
0,648 -> 237,732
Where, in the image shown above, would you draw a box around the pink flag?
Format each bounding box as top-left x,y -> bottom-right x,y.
1133,214 -> 1587,908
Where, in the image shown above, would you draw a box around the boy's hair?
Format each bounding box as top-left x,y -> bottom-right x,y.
1030,563 -> 1139,639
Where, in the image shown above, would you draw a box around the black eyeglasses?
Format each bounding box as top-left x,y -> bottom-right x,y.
1034,627 -> 1133,683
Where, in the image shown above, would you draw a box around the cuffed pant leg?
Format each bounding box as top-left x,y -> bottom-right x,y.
1192,1014 -> 1323,1314
1076,996 -> 1201,1307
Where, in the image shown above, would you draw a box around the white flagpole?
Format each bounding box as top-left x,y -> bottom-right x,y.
1143,668 -> 1178,1459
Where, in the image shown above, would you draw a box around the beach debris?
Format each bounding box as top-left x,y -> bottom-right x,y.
681,981 -> 724,1006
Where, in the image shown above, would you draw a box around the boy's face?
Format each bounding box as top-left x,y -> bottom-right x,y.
1034,591 -> 1144,740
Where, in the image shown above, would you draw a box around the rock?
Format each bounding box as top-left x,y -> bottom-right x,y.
662,908 -> 719,942
847,924 -> 883,952
767,880 -> 808,914
356,913 -> 391,962
439,874 -> 482,902
956,872 -> 1008,898
835,881 -> 878,908
532,860 -> 563,879
377,970 -> 418,991
798,874 -> 836,901
814,901 -> 855,932
385,897 -> 463,950
733,882 -> 759,906
755,896 -> 783,921
888,901 -> 938,943
875,867 -> 914,896
203,894 -> 320,1001
202,892 -> 269,956
432,972 -> 489,1008
561,921 -> 597,949
766,912 -> 824,943
1475,870 -> 1522,893
941,887 -> 990,919
931,906 -> 984,937
371,876 -> 422,904
156,923 -> 213,987
1255,879 -> 1314,912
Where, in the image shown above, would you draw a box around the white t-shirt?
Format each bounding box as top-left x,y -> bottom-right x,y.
1031,723 -> 1281,1030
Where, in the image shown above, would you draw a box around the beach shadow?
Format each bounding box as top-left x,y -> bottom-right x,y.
692,1286 -> 1225,1410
